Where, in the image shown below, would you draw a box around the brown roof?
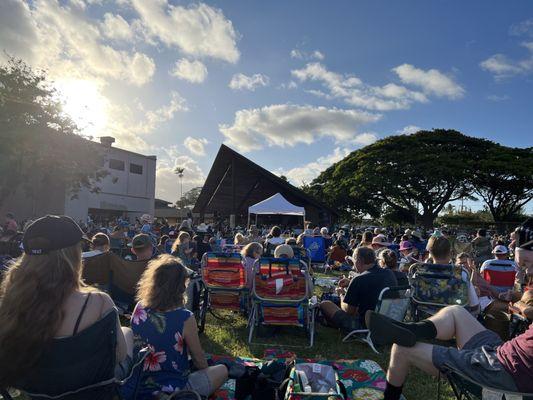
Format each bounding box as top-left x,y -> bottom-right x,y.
193,144 -> 338,217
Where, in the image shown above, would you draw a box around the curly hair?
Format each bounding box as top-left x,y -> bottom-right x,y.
136,254 -> 188,311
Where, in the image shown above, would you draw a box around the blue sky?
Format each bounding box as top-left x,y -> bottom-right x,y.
1,0 -> 532,211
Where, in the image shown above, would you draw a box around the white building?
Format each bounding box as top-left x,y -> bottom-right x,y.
64,137 -> 156,222
2,137 -> 156,223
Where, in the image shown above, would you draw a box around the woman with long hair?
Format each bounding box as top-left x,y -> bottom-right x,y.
131,254 -> 228,397
241,242 -> 263,288
0,215 -> 132,389
171,231 -> 193,265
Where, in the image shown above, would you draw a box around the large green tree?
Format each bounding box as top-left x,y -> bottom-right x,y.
177,186 -> 203,208
307,130 -> 496,228
0,58 -> 107,205
471,145 -> 533,224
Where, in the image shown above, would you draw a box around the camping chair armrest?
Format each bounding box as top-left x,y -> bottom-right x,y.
442,363 -> 533,398
342,329 -> 369,342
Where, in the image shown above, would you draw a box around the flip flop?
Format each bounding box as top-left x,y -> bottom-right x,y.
365,311 -> 417,347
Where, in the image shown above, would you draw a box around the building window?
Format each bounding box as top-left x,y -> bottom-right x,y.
109,159 -> 125,171
130,163 -> 143,175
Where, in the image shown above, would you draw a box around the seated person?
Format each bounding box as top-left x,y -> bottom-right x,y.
398,240 -> 419,272
328,240 -> 348,266
367,303 -> 533,399
129,233 -> 154,261
480,245 -> 519,293
82,232 -> 111,259
0,215 -> 133,389
131,255 -> 228,397
379,249 -> 409,286
319,247 -> 397,332
265,226 -> 285,246
372,234 -> 392,257
208,236 -> 222,252
234,232 -> 247,247
241,242 -> 263,288
274,244 -> 294,259
171,232 -> 194,267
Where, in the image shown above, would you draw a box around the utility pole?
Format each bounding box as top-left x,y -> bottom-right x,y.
174,167 -> 185,218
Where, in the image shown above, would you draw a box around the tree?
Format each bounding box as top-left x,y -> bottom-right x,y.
178,186 -> 203,209
307,130 -> 495,228
471,145 -> 533,225
0,57 -> 107,204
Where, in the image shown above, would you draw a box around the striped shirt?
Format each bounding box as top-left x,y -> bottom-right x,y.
480,258 -> 518,292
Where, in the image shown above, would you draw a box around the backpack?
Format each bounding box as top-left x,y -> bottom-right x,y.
283,363 -> 347,400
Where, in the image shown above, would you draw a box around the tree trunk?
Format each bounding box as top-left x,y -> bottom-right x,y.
421,212 -> 435,230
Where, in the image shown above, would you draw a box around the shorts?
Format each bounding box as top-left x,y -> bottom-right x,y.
185,370 -> 212,397
332,310 -> 363,332
432,330 -> 518,392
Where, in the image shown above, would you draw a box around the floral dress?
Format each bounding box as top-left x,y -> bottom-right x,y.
130,302 -> 193,397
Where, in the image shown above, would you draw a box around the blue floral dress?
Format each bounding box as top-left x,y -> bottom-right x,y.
130,302 -> 193,397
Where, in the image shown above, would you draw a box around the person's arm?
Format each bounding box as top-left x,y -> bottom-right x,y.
99,292 -> 128,362
183,315 -> 208,370
513,301 -> 533,320
341,278 -> 359,316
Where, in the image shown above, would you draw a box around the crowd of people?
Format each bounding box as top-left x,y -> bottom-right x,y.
0,211 -> 531,399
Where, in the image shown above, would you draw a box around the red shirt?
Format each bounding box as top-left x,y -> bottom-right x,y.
497,324 -> 533,392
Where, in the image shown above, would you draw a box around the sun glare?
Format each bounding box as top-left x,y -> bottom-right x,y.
55,79 -> 108,137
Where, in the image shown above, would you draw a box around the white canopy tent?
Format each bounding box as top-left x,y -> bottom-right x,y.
247,193 -> 306,227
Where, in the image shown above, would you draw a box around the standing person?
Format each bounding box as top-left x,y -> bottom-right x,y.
0,215 -> 133,390
131,255 -> 228,397
472,229 -> 493,266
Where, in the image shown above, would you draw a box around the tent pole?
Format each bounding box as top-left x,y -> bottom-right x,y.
247,212 -> 251,228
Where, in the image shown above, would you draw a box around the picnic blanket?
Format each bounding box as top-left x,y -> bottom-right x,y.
208,350 -> 386,400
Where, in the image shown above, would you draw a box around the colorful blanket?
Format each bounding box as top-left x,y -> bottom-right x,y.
208,350 -> 386,400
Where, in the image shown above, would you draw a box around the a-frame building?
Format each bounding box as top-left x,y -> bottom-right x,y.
193,145 -> 338,227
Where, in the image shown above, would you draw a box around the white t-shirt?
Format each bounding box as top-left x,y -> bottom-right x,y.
266,237 -> 285,246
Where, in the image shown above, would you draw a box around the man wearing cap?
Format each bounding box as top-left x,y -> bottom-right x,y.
129,233 -> 154,261
82,233 -> 111,259
320,247 -> 397,332
480,245 -> 519,293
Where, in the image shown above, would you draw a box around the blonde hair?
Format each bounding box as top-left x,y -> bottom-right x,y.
136,254 -> 188,311
241,242 -> 263,258
0,244 -> 85,386
234,232 -> 247,245
171,231 -> 191,254
427,236 -> 451,260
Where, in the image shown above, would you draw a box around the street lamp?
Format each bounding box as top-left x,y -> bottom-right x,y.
174,167 -> 185,217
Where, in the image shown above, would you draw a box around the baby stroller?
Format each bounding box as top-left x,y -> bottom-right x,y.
248,257 -> 316,347
409,263 -> 471,321
198,252 -> 249,333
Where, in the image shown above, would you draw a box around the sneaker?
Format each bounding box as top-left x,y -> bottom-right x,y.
365,311 -> 416,347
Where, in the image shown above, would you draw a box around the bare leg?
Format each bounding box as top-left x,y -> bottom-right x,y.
319,300 -> 340,320
428,305 -> 485,348
205,364 -> 228,394
387,342 -> 439,387
121,326 -> 134,357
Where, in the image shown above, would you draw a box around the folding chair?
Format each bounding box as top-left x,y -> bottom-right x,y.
482,267 -> 517,293
409,263 -> 471,321
441,363 -> 533,400
0,310 -> 148,400
248,257 -> 316,347
198,252 -> 249,333
342,285 -> 411,353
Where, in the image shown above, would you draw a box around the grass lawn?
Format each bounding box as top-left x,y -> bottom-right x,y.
198,268 -> 456,400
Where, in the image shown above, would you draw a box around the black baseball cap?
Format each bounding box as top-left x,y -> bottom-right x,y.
23,215 -> 84,255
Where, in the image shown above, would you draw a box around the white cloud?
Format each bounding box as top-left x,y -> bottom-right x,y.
171,59 -> 208,83
134,91 -> 188,135
480,42 -> 533,79
131,1 -> 239,63
487,94 -> 510,102
393,64 -> 465,99
395,125 -> 422,135
155,146 -> 206,201
0,0 -> 156,86
279,147 -> 351,186
100,13 -> 133,41
510,19 -> 533,37
229,73 -> 269,91
292,62 -> 429,111
290,49 -> 325,60
219,104 -> 381,152
351,132 -> 378,145
184,137 -> 208,156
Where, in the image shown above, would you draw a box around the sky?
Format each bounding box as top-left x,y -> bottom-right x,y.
1,0 -> 532,211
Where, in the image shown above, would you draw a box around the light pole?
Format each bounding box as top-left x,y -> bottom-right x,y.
174,167 -> 185,217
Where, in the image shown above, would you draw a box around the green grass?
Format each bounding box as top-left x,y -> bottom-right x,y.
198,269 -> 456,400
